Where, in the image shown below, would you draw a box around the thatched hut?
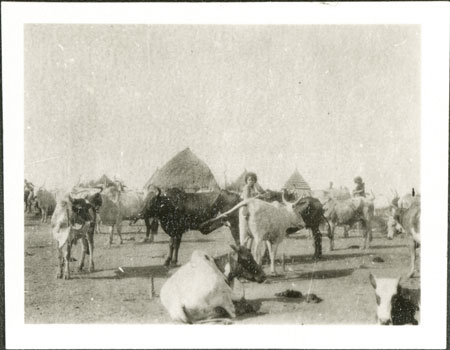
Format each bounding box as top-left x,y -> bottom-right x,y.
283,169 -> 312,198
144,148 -> 220,192
80,174 -> 115,187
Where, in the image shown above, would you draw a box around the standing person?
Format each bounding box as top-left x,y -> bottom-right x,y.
352,176 -> 366,197
239,172 -> 266,248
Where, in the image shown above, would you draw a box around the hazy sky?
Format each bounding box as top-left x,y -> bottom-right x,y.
24,24 -> 420,194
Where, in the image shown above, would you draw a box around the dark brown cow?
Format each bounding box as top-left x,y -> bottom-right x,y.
136,187 -> 241,267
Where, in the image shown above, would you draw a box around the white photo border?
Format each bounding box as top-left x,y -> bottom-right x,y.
2,2 -> 448,349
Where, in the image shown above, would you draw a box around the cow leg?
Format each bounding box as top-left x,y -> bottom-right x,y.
116,223 -> 124,244
143,217 -> 155,243
172,235 -> 182,266
63,244 -> 71,280
79,238 -> 87,272
57,247 -> 64,279
107,226 -> 114,247
407,239 -> 417,278
265,241 -> 279,276
312,226 -> 323,259
164,237 -> 175,267
41,208 -> 45,223
361,222 -> 372,250
328,222 -> 336,251
252,239 -> 264,265
343,225 -> 349,238
87,229 -> 95,272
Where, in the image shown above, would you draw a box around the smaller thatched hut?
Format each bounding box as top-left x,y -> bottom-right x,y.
144,148 -> 220,192
283,169 -> 312,198
80,174 -> 115,187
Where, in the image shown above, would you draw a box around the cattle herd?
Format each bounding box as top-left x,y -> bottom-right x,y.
24,179 -> 421,325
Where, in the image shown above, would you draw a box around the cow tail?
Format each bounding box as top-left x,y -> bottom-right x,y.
321,214 -> 332,238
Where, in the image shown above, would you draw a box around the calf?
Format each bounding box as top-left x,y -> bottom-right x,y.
202,193 -> 305,275
369,273 -> 419,325
51,193 -> 99,280
160,245 -> 265,324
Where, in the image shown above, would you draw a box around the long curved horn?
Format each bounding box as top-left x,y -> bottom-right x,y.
281,190 -> 289,205
92,186 -> 103,194
155,187 -> 161,197
293,194 -> 305,206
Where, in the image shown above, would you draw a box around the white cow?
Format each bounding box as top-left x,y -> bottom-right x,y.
206,194 -> 305,275
369,273 -> 419,325
51,193 -> 97,280
98,181 -> 144,246
161,248 -> 264,324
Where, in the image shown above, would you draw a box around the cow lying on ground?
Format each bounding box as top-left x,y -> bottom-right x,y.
369,273 -> 420,325
160,245 -> 265,324
323,196 -> 374,250
201,193 -> 305,275
51,189 -> 102,280
388,193 -> 421,278
135,187 -> 241,266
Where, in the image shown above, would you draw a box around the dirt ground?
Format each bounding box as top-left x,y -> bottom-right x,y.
24,213 -> 420,324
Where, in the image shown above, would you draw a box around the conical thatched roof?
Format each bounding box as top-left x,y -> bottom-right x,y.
283,169 -> 311,197
226,170 -> 248,193
80,174 -> 115,187
144,148 -> 220,192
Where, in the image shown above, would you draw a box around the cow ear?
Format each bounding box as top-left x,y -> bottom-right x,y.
229,244 -> 239,252
369,273 -> 377,289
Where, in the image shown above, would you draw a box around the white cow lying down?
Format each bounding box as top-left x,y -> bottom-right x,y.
160,246 -> 265,324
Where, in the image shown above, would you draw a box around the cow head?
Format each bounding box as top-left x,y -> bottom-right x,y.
68,195 -> 94,224
140,187 -> 172,219
229,245 -> 266,283
369,273 -> 401,325
386,215 -> 404,239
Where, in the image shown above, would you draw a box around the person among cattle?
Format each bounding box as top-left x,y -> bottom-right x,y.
352,176 -> 366,198
239,172 -> 266,247
24,179 -> 34,192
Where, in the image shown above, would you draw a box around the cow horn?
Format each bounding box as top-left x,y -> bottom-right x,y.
92,186 -> 103,193
68,195 -> 74,203
293,194 -> 305,206
282,191 -> 289,205
155,187 -> 161,197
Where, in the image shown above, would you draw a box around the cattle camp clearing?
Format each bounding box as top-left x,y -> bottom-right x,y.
24,148 -> 421,325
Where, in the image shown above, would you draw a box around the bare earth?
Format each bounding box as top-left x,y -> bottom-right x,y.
24,213 -> 420,324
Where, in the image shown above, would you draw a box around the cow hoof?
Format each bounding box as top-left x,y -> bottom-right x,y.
170,261 -> 178,267
77,266 -> 83,272
56,273 -> 62,279
270,272 -> 279,277
63,275 -> 70,280
119,240 -> 124,245
89,267 -> 95,273
163,259 -> 171,267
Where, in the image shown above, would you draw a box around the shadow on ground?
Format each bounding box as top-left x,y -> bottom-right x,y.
85,265 -> 169,280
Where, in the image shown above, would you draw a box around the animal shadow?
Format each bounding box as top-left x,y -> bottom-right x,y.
287,252 -> 368,265
234,299 -> 265,320
87,265 -> 169,280
184,238 -> 216,244
368,244 -> 406,250
283,267 -> 355,281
